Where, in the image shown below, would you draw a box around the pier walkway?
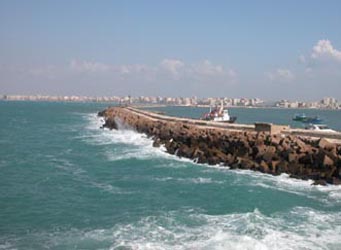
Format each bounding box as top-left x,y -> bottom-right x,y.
127,106 -> 341,142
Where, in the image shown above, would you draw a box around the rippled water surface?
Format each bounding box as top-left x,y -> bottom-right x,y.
1,101 -> 341,250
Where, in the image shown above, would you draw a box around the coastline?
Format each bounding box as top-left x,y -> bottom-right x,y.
138,104 -> 341,111
1,98 -> 340,110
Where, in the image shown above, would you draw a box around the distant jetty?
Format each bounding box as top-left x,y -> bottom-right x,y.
98,106 -> 341,185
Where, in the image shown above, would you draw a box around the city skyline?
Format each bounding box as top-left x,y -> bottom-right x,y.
1,1 -> 341,100
2,94 -> 340,110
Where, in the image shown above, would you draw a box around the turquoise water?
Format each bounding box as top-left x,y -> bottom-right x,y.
1,101 -> 341,250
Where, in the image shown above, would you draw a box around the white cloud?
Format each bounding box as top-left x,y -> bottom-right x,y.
70,59 -> 112,73
266,68 -> 294,82
311,39 -> 341,62
160,59 -> 185,77
159,59 -> 236,82
24,58 -> 236,85
119,65 -> 130,75
277,69 -> 294,79
69,60 -> 153,77
118,64 -> 151,75
192,60 -> 224,76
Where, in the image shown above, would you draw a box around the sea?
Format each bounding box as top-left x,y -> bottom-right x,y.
1,101 -> 341,250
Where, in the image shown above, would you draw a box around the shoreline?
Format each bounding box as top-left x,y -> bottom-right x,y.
1,99 -> 340,110
136,104 -> 341,111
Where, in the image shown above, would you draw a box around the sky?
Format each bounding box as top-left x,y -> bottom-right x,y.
0,0 -> 340,100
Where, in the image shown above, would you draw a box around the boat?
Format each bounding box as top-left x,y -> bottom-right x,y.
292,113 -> 307,122
292,114 -> 323,124
304,116 -> 323,124
201,101 -> 237,123
305,124 -> 337,133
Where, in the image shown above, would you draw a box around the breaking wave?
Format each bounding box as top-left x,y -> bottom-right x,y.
82,113 -> 341,202
4,208 -> 340,250
81,113 -> 193,163
108,208 -> 341,250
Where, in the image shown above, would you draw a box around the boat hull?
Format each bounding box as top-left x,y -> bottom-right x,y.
215,116 -> 237,123
202,116 -> 237,123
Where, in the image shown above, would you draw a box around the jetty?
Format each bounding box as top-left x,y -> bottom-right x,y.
98,106 -> 341,185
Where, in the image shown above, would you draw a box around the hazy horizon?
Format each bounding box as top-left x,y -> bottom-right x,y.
1,0 -> 340,100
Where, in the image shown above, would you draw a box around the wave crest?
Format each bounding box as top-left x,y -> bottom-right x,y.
109,208 -> 341,250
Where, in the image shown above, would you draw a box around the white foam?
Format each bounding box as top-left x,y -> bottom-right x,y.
328,191 -> 341,200
85,113 -> 106,130
154,177 -> 223,184
104,142 -> 169,162
88,181 -> 132,195
0,242 -> 16,250
202,164 -> 341,203
5,207 -> 340,250
81,113 -> 197,165
107,208 -> 341,250
186,177 -> 218,184
153,160 -> 193,169
83,113 -> 341,202
250,173 -> 341,204
83,113 -> 156,148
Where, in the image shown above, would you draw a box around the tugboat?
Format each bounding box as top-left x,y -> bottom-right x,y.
201,101 -> 237,123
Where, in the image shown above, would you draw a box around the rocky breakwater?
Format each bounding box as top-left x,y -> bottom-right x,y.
98,107 -> 341,185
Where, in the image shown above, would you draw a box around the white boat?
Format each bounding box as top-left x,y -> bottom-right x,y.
305,124 -> 337,133
201,101 -> 237,123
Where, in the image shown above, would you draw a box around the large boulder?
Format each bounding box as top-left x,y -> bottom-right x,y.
323,155 -> 334,167
104,117 -> 118,130
152,137 -> 162,148
270,135 -> 281,146
192,147 -> 204,159
313,179 -> 327,186
288,152 -> 298,163
97,110 -> 106,117
299,153 -> 314,165
177,144 -> 194,158
207,156 -> 220,165
238,157 -> 255,170
276,160 -> 289,174
262,146 -> 277,162
318,138 -> 336,151
259,160 -> 270,173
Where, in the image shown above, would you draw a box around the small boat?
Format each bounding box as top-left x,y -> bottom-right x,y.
293,113 -> 307,122
304,116 -> 323,124
292,114 -> 323,124
305,124 -> 336,133
201,101 -> 237,123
